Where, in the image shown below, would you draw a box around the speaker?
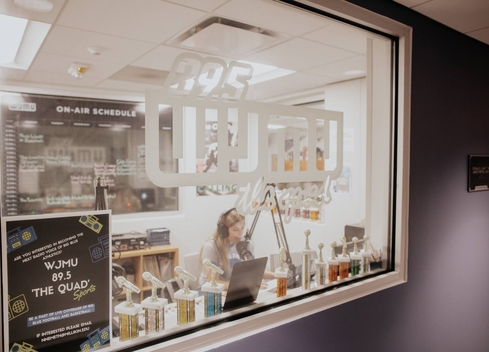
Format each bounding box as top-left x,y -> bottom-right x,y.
217,208 -> 234,239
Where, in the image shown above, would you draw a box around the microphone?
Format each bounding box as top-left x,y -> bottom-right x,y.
116,276 -> 140,293
203,259 -> 224,274
174,266 -> 197,281
142,271 -> 166,289
236,241 -> 253,261
203,259 -> 224,286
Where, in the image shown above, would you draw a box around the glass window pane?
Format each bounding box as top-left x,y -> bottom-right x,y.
0,1 -> 405,351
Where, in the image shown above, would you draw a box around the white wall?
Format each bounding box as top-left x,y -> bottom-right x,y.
113,77 -> 379,269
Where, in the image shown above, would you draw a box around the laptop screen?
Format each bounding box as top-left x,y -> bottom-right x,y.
223,257 -> 268,312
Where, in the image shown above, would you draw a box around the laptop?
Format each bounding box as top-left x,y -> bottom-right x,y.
222,257 -> 268,312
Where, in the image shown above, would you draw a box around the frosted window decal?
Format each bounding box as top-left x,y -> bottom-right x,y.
145,53 -> 344,218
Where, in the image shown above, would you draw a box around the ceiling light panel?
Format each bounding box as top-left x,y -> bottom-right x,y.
56,0 -> 206,44
0,14 -> 27,65
0,15 -> 51,70
304,55 -> 366,80
214,0 -> 328,36
179,22 -> 277,57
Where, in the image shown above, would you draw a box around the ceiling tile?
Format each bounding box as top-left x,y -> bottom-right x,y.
214,0 -> 328,36
109,66 -> 168,86
409,0 -> 489,33
246,38 -> 357,71
56,0 -> 206,43
247,72 -> 335,101
0,67 -> 27,81
40,26 -> 157,65
302,23 -> 371,55
393,0 -> 429,7
24,70 -> 104,87
166,0 -> 229,12
30,52 -> 124,79
304,55 -> 366,80
96,79 -> 162,93
467,27 -> 489,46
132,45 -> 231,71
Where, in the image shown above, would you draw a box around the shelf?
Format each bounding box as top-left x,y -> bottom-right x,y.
115,244 -> 179,259
112,244 -> 179,303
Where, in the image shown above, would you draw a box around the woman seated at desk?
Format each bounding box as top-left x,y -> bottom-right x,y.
198,208 -> 273,290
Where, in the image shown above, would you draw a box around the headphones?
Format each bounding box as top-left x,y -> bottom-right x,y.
217,208 -> 235,239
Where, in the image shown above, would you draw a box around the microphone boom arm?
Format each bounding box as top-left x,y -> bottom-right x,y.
244,183 -> 297,286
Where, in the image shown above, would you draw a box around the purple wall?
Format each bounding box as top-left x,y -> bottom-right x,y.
212,1 -> 489,351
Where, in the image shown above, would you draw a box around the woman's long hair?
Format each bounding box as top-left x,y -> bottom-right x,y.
199,208 -> 245,278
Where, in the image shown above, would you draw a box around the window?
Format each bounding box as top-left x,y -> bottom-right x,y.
1,1 -> 410,351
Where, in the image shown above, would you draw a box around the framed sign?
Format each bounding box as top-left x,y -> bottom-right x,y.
468,155 -> 489,192
2,211 -> 111,352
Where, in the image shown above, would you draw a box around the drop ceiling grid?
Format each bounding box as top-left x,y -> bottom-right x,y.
405,0 -> 489,33
39,26 -> 158,65
165,0 -> 230,13
213,0 -> 328,37
246,37 -> 359,72
302,24 -> 368,55
24,69 -> 105,88
55,0 -> 208,44
1,0 -> 370,95
130,45 -> 194,71
247,71 -> 336,101
304,55 -> 366,79
29,52 -> 125,79
0,0 -> 65,22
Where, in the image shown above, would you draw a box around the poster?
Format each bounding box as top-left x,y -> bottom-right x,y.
468,155 -> 489,192
2,211 -> 111,352
0,92 -> 178,217
196,121 -> 238,196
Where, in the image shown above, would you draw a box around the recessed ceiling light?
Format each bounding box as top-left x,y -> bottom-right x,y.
0,15 -> 27,65
14,0 -> 53,13
0,14 -> 51,70
268,124 -> 286,130
170,17 -> 281,58
344,69 -> 365,76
